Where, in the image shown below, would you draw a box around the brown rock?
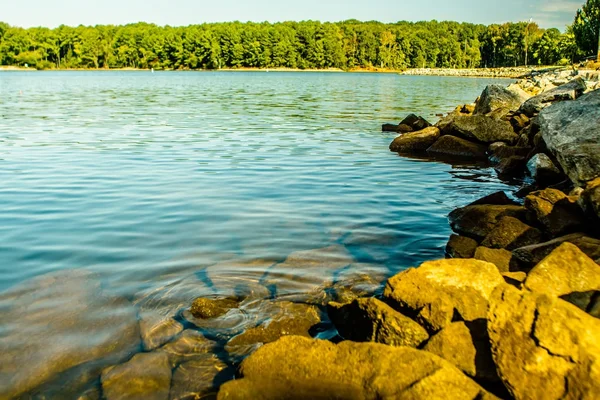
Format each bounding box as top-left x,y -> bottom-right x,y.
157,329 -> 216,368
480,216 -> 543,250
389,126 -> 440,153
139,314 -> 184,351
426,135 -> 488,160
169,355 -> 233,400
446,234 -> 478,258
474,247 -> 512,273
190,297 -> 240,319
501,271 -> 527,288
449,204 -> 528,240
525,188 -> 587,236
487,144 -> 531,165
440,114 -> 518,144
494,156 -> 527,179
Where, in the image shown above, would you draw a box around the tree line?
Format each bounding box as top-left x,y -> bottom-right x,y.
0,15 -> 594,71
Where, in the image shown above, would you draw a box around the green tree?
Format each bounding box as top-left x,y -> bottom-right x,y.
572,0 -> 600,60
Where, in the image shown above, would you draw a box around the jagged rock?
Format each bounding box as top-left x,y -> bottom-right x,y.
440,114 -> 518,144
487,144 -> 531,165
519,77 -> 587,117
217,336 -> 497,400
512,233 -> 600,271
101,353 -> 172,400
468,191 -> 518,206
426,135 -> 488,160
494,155 -> 527,179
480,216 -> 542,250
446,234 -> 478,258
448,204 -> 527,240
169,355 -> 232,400
389,126 -> 440,153
525,188 -> 586,236
526,153 -> 564,185
474,84 -> 524,116
157,330 -> 216,368
501,271 -> 527,288
0,270 -> 141,399
327,297 -> 429,347
190,297 -> 241,319
423,321 -> 498,382
538,88 -> 600,185
400,113 -> 431,131
487,284 -> 600,400
383,259 -> 504,333
506,83 -> 532,103
474,247 -> 512,273
523,242 -> 600,297
561,291 -> 600,318
382,123 -> 413,133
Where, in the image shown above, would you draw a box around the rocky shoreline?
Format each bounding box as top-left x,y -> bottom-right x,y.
400,67 -> 535,78
1,68 -> 599,400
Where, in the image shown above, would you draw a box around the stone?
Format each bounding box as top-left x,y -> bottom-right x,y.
139,314 -> 184,351
327,297 -> 429,347
487,284 -> 600,400
157,329 -> 216,368
101,353 -> 172,400
579,178 -> 600,225
382,123 -> 412,133
523,242 -> 600,297
525,188 -> 586,236
501,271 -> 527,288
561,291 -> 600,317
0,270 -> 141,399
190,297 -> 240,319
474,84 -> 524,116
448,204 -> 527,240
487,144 -> 531,165
440,114 -> 518,144
330,265 -> 388,304
474,247 -> 512,273
217,336 -> 497,400
512,233 -> 600,271
538,88 -> 600,185
526,153 -> 564,185
480,216 -> 542,250
169,355 -> 233,400
519,77 -> 587,117
494,156 -> 527,179
509,113 -> 531,133
400,113 -> 431,131
383,259 -> 504,333
445,234 -> 478,258
423,321 -> 498,382
389,126 -> 440,153
468,191 -> 518,206
426,135 -> 488,160
506,83 -> 532,103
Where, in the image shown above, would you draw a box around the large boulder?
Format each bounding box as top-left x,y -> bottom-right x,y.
383,259 -> 504,333
538,88 -> 600,185
101,353 -> 172,400
217,336 -> 497,400
519,77 -> 587,117
426,135 -> 488,160
327,297 -> 429,347
440,114 -> 518,144
525,188 -> 587,236
526,153 -> 563,185
0,270 -> 141,399
448,204 -> 527,240
389,126 -> 440,153
474,84 -> 524,116
445,234 -> 478,258
487,284 -> 600,400
480,216 -> 542,250
523,242 -> 600,297
400,113 -> 432,131
474,247 -> 513,273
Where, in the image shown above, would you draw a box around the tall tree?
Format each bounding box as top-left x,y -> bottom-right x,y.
572,0 -> 600,60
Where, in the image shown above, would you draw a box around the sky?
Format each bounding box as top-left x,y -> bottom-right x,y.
0,0 -> 583,29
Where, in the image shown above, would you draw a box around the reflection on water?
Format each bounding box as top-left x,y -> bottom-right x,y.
0,71 -> 517,397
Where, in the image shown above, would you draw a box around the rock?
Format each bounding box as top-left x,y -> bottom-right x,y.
474,84 -> 524,116
494,155 -> 527,179
487,144 -> 531,165
519,77 -> 587,117
158,329 -> 216,368
170,355 -> 233,400
487,284 -> 600,400
383,259 -> 504,333
190,297 -> 240,319
448,204 -> 527,240
525,188 -> 586,236
0,270 -> 141,399
389,126 -> 440,153
480,216 -> 542,250
512,233 -> 600,271
330,265 -> 388,304
509,113 -> 530,133
526,153 -> 564,185
501,271 -> 527,287
440,114 -> 518,144
426,135 -> 489,160
400,113 -> 431,131
217,336 -> 497,400
468,191 -> 518,206
523,242 -> 600,297
579,178 -> 600,225
101,353 -> 172,400
461,104 -> 476,114
560,291 -> 600,317
140,314 -> 184,351
474,247 -> 512,273
538,88 -> 600,186
423,321 -> 498,382
382,123 -> 412,133
506,83 -> 532,103
445,234 -> 478,258
327,297 -> 429,347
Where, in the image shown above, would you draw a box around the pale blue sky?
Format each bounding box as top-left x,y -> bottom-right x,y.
0,0 -> 583,29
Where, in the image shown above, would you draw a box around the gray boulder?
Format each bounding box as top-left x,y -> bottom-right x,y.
519,77 -> 587,117
474,84 -> 524,116
538,88 -> 600,186
526,153 -> 563,185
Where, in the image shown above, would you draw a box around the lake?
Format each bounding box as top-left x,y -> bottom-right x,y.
0,71 -> 515,397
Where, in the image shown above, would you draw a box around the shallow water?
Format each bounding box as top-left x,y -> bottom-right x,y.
0,71 -> 516,396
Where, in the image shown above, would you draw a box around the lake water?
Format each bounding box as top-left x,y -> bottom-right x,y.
0,71 -> 515,397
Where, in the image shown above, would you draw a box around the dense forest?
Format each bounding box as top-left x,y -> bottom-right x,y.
0,18 -> 590,70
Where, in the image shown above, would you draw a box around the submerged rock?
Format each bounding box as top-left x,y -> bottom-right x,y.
157,329 -> 216,368
190,297 -> 241,319
426,135 -> 488,160
389,126 -> 440,153
383,259 -> 504,333
487,284 -> 600,400
139,314 -> 184,351
448,204 -> 527,240
446,234 -> 478,259
327,297 -> 429,347
170,355 -> 232,400
0,270 -> 140,399
101,353 -> 172,400
217,336 -> 497,400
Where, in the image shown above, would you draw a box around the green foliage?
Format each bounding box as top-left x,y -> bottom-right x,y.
0,20 -> 581,70
572,0 -> 600,58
